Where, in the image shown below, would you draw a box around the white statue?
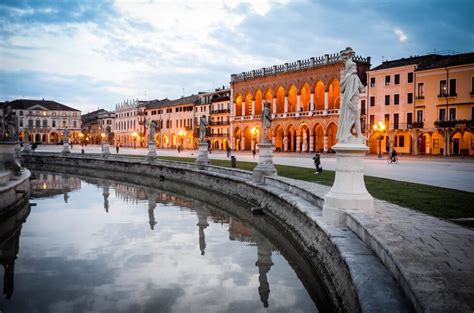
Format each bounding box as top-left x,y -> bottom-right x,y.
199,116 -> 207,142
149,120 -> 157,144
262,102 -> 272,144
337,47 -> 365,144
63,127 -> 69,144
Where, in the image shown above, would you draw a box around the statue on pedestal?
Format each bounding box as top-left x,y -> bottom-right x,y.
63,127 -> 69,144
337,47 -> 365,144
199,116 -> 208,142
262,102 -> 272,144
149,120 -> 157,144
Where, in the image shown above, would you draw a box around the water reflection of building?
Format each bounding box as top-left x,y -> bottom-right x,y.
0,202 -> 30,300
30,172 -> 81,201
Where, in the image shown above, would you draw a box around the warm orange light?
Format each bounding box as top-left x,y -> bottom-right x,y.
101,133 -> 105,138
178,129 -> 186,137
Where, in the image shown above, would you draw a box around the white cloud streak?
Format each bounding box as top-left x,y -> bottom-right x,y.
394,27 -> 407,43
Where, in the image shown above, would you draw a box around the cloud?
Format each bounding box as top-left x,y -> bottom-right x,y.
394,27 -> 407,43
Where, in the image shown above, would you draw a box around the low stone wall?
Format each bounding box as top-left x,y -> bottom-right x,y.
22,153 -> 412,312
0,169 -> 31,217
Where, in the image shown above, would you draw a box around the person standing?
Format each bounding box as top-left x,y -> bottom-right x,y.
116,143 -> 119,154
313,153 -> 322,174
252,148 -> 256,159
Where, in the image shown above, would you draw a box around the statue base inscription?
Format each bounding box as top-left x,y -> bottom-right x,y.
195,143 -> 209,169
253,143 -> 277,184
323,143 -> 374,226
147,143 -> 157,160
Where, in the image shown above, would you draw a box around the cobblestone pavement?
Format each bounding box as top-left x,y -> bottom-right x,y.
35,145 -> 474,192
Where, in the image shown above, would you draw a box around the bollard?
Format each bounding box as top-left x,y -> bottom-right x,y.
231,156 -> 236,168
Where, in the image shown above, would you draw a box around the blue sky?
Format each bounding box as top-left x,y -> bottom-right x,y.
1,0 -> 473,113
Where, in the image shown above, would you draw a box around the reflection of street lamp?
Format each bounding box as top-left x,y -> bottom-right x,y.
178,129 -> 186,150
132,131 -> 137,149
373,121 -> 386,159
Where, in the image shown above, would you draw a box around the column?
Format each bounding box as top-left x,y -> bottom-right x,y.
272,98 -> 276,114
296,136 -> 301,152
284,97 -> 288,113
242,102 -> 245,116
309,135 -> 314,152
324,92 -> 329,110
302,133 -> 307,152
251,100 -> 255,116
241,137 -> 246,150
283,136 -> 288,152
323,135 -> 328,152
310,93 -> 315,111
296,95 -> 301,112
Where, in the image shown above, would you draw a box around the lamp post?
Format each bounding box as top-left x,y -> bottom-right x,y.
373,121 -> 386,159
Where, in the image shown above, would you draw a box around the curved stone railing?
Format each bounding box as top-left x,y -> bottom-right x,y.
22,152 -> 412,312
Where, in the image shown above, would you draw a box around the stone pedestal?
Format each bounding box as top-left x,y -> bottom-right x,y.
62,143 -> 70,154
102,143 -> 111,157
253,142 -> 277,184
0,142 -> 21,178
323,143 -> 374,226
147,143 -> 157,161
195,143 -> 209,169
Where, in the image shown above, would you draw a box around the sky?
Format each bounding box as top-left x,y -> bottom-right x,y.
1,0 -> 473,114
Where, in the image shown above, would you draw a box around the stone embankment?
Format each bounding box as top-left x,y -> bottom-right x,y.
22,152 -> 473,312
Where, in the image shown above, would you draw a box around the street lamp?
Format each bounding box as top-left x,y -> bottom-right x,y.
373,121 -> 386,159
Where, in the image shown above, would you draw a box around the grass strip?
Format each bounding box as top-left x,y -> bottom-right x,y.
159,156 -> 473,225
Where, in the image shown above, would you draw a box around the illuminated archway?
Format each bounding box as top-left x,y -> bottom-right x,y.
276,86 -> 285,113
288,85 -> 297,112
234,127 -> 241,151
298,124 -> 310,152
313,124 -> 324,152
255,89 -> 263,116
300,83 -> 311,111
327,79 -> 340,110
264,89 -> 273,113
244,92 -> 252,116
326,122 -> 338,150
235,94 -> 242,116
286,124 -> 297,152
243,126 -> 252,150
314,80 -> 325,110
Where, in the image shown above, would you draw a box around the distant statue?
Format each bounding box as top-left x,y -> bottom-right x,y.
63,127 -> 69,144
25,127 -> 30,143
262,102 -> 272,144
199,116 -> 208,142
337,47 -> 365,144
149,120 -> 157,144
104,126 -> 110,144
1,102 -> 18,141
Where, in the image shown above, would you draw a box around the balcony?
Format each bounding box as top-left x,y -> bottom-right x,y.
210,96 -> 230,103
209,133 -> 229,138
209,121 -> 230,126
434,119 -> 472,129
210,109 -> 230,114
411,122 -> 424,129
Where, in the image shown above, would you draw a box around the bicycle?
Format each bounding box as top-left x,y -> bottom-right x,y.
387,156 -> 398,164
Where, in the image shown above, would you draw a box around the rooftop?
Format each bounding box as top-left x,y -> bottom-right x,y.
416,52 -> 474,71
1,99 -> 80,112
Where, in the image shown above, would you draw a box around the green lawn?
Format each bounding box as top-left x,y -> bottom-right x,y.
158,156 -> 473,226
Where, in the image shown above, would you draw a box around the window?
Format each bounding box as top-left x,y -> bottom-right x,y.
408,72 -> 414,83
370,77 -> 375,87
384,114 -> 390,130
417,110 -> 423,123
385,75 -> 390,86
63,120 -> 67,127
407,113 -> 412,127
19,119 -> 23,127
36,120 -> 40,127
439,80 -> 447,97
52,120 -> 56,127
394,74 -> 400,85
19,111 -> 23,116
394,94 -> 399,105
449,108 -> 456,120
394,113 -> 399,129
369,115 -> 374,130
399,135 -> 405,147
28,119 -> 33,127
73,120 -> 77,128
370,96 -> 375,107
417,83 -> 424,99
407,93 -> 413,104
361,100 -> 366,115
385,95 -> 390,105
449,79 -> 457,96
42,119 -> 47,128
439,109 -> 446,121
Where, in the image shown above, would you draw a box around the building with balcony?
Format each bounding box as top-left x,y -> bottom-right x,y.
208,87 -> 231,151
230,51 -> 371,152
81,109 -> 114,144
114,99 -> 141,148
367,52 -> 474,156
0,99 -> 81,144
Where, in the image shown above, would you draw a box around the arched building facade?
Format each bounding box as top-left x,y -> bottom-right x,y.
230,53 -> 371,152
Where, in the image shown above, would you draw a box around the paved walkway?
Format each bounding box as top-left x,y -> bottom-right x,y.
34,145 -> 474,192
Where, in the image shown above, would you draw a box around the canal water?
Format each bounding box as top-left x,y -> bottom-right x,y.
1,171 -> 332,313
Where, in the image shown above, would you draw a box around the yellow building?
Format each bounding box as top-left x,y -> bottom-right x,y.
415,53 -> 474,156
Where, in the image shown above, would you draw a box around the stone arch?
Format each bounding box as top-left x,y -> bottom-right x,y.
212,139 -> 220,150
313,124 -> 324,153
154,134 -> 161,147
327,79 -> 340,110
288,85 -> 297,113
222,139 -> 229,150
244,92 -> 252,116
326,122 -> 338,150
314,80 -> 325,111
274,124 -> 284,152
300,82 -> 311,112
285,124 -> 297,152
243,126 -> 252,151
234,127 -> 242,151
171,133 -> 177,148
35,133 -> 41,142
255,89 -> 263,116
276,86 -> 285,113
264,88 -> 273,110
162,133 -> 169,148
298,123 -> 310,152
50,132 -> 59,144
235,94 -> 242,117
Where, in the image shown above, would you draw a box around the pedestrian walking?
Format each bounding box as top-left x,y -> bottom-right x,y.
313,153 -> 322,174
226,146 -> 231,157
252,148 -> 256,159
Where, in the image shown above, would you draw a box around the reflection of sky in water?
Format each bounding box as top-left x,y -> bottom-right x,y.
2,177 -> 317,313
